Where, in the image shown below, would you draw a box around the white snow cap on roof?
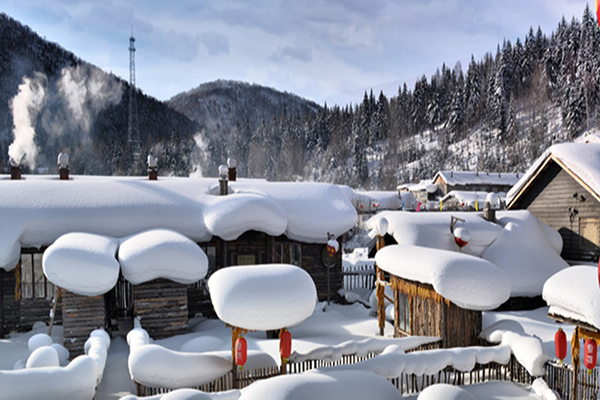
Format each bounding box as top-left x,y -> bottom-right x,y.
42,232 -> 120,296
375,244 -> 511,310
119,229 -> 208,285
436,171 -> 520,187
543,266 -> 600,330
208,264 -> 317,331
0,176 -> 357,271
508,142 -> 600,204
368,210 -> 568,297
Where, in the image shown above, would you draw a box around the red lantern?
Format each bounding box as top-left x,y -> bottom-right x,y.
453,227 -> 470,251
326,239 -> 339,256
584,338 -> 597,372
555,328 -> 567,363
235,337 -> 247,369
280,329 -> 292,361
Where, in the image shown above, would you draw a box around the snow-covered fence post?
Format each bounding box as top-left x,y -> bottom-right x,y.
372,218 -> 388,336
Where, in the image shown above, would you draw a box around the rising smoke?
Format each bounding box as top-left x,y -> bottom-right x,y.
8,72 -> 47,169
8,64 -> 123,171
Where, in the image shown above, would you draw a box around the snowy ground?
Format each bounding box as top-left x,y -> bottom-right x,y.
0,302 -> 567,399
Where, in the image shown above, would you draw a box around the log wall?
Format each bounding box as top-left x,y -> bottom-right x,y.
1,269 -> 19,337
62,290 -> 106,357
134,279 -> 189,339
392,276 -> 482,348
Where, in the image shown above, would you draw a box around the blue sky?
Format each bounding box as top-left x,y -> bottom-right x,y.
2,0 -> 592,106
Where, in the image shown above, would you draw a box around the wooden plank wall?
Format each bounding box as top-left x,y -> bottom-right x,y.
62,290 -> 106,357
395,277 -> 482,348
511,162 -> 600,261
19,297 -> 60,332
1,269 -> 19,337
134,279 -> 189,339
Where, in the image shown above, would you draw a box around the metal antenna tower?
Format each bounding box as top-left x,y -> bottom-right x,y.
127,30 -> 141,173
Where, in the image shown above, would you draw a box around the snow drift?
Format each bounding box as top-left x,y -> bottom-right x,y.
208,264 -> 317,331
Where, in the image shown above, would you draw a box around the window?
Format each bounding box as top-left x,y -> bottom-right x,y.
396,292 -> 410,334
20,253 -> 53,299
275,243 -> 302,266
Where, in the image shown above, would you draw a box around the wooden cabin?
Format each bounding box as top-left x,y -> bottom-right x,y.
0,174 -> 354,352
433,171 -> 519,197
507,143 -> 600,262
389,275 -> 482,348
0,250 -> 61,338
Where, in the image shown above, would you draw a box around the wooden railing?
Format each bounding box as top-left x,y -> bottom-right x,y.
545,362 -> 600,400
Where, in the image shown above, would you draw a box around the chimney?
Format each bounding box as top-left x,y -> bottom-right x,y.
147,155 -> 158,180
57,153 -> 69,180
218,164 -> 228,195
227,158 -> 237,182
483,192 -> 499,223
9,157 -> 21,180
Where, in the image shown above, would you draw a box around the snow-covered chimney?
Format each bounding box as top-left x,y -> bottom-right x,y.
218,164 -> 228,196
57,152 -> 69,180
147,155 -> 158,180
483,192 -> 500,223
9,157 -> 21,180
227,158 -> 237,182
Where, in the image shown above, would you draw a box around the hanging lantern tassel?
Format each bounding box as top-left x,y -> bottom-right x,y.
235,336 -> 247,371
555,328 -> 567,365
280,328 -> 292,363
584,338 -> 597,374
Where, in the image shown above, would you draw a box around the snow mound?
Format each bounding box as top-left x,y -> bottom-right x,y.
418,384 -> 476,400
202,193 -> 287,241
208,264 -> 317,330
238,370 -> 401,400
482,210 -> 568,296
543,265 -> 600,330
28,333 -> 53,352
480,321 -> 549,376
42,232 -> 119,296
375,244 -> 511,310
26,346 -> 59,368
331,344 -> 511,379
119,229 -> 208,285
127,323 -> 231,389
0,354 -> 98,400
120,389 -> 241,400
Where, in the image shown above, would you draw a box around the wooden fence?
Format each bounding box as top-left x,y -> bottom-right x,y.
545,362 -> 600,400
389,354 -> 533,395
341,264 -> 376,292
135,347 -> 539,397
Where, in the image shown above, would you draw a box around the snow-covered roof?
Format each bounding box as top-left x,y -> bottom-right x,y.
441,190 -> 505,209
543,266 -> 600,330
435,171 -> 520,187
507,143 -> 600,206
375,244 -> 511,310
367,210 -> 569,297
397,179 -> 438,193
0,175 -> 357,271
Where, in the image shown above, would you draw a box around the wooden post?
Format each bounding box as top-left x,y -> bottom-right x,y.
231,326 -> 241,389
376,235 -> 386,336
572,326 -> 580,400
47,286 -> 61,336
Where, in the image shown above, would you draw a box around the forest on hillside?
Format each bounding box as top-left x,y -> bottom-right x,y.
0,13 -> 199,176
1,5 -> 600,187
207,4 -> 600,189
